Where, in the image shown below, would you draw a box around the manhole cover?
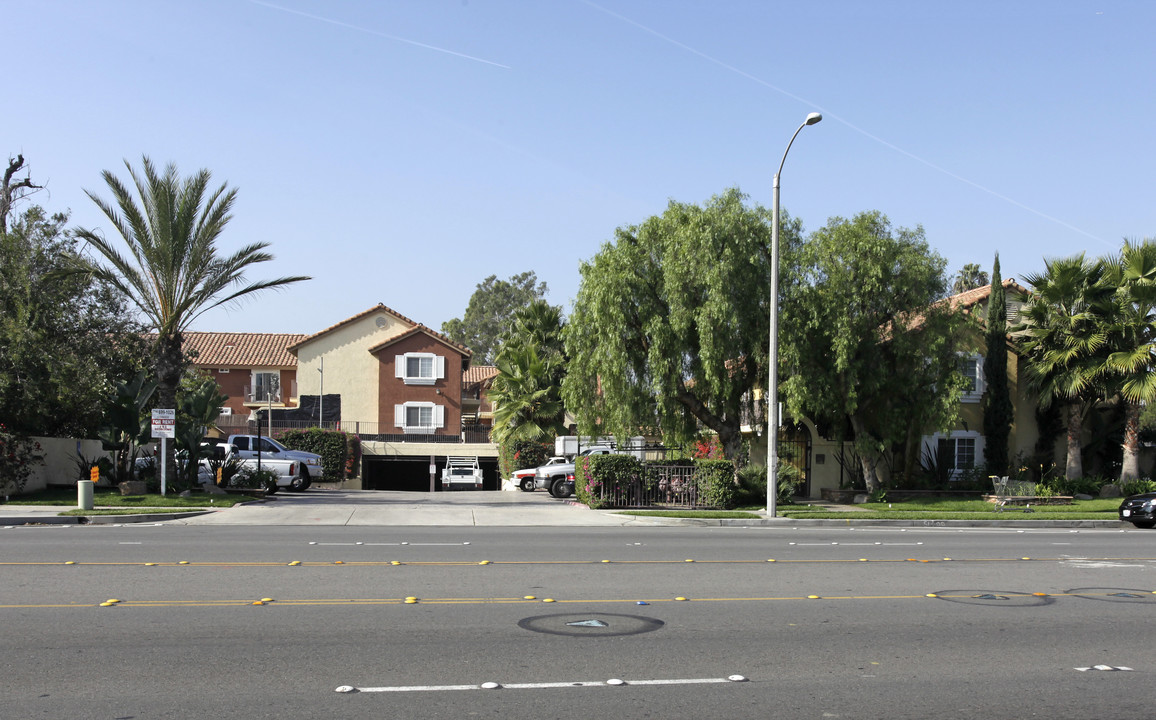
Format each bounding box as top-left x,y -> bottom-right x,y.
1066,587 -> 1156,604
931,590 -> 1053,608
519,613 -> 664,637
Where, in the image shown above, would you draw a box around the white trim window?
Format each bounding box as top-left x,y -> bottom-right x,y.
958,353 -> 984,403
923,431 -> 985,480
396,353 -> 446,386
394,402 -> 445,433
251,371 -> 280,402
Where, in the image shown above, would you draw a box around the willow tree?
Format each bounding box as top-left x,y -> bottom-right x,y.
780,211 -> 968,491
563,188 -> 799,461
72,157 -> 309,476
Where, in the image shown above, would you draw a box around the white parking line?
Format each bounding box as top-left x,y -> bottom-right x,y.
338,676 -> 748,693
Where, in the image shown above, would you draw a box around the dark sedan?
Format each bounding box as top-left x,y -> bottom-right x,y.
1119,492 -> 1156,528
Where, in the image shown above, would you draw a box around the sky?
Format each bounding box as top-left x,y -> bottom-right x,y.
7,1 -> 1153,338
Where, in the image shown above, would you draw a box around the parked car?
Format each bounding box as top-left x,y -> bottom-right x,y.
222,435 -> 324,489
535,445 -> 618,498
512,456 -> 567,492
1119,492 -> 1156,528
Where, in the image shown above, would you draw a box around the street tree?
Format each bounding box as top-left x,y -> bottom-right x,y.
1,201 -> 149,437
70,157 -> 309,476
1100,238 -> 1156,482
489,300 -> 568,450
780,211 -> 968,492
982,254 -> 1014,476
563,188 -> 797,461
441,271 -> 548,364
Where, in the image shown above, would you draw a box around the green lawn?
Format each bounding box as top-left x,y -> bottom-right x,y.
5,487 -> 251,508
777,496 -> 1121,521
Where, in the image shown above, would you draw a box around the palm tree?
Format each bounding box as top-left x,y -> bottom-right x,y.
1100,238 -> 1156,482
952,263 -> 990,295
489,345 -> 567,446
72,157 -> 309,478
1015,254 -> 1112,480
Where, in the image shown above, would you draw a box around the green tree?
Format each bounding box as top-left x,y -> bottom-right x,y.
563,188 -> 795,461
176,374 -> 229,487
1100,238 -> 1156,482
982,254 -> 1013,476
1015,254 -> 1112,480
2,199 -> 149,437
952,263 -> 990,295
781,211 -> 968,492
489,299 -> 568,449
70,157 -> 309,477
441,271 -> 548,364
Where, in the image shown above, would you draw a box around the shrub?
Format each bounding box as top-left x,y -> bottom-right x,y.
576,454 -> 642,509
0,426 -> 43,495
499,438 -> 553,479
734,463 -> 802,506
275,428 -> 358,481
1121,478 -> 1156,497
694,459 -> 736,509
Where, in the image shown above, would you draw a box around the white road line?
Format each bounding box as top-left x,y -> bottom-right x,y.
340,676 -> 746,693
118,542 -> 142,545
309,542 -> 470,546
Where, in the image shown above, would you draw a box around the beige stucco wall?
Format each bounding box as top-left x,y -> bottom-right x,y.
294,311 -> 411,426
9,437 -> 108,495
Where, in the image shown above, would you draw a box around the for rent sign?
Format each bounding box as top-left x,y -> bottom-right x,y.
151,408 -> 176,439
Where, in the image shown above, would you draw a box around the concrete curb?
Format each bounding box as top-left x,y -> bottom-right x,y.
608,515 -> 1130,529
0,510 -> 215,526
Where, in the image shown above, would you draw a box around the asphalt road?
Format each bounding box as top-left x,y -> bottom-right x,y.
3,524 -> 1155,719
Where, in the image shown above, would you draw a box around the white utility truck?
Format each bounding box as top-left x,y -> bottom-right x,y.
442,456 -> 483,491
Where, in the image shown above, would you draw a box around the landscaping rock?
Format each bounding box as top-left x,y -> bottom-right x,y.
853,493 -> 869,504
118,480 -> 148,496
1099,484 -> 1122,498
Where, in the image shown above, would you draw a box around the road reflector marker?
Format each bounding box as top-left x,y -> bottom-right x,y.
926,594 -> 937,598
602,560 -> 610,563
1033,592 -> 1049,597
107,599 -> 120,604
99,602 -> 116,607
542,598 -> 555,603
675,597 -> 688,601
607,678 -> 624,686
261,598 -> 274,603
766,559 -> 776,562
335,561 -> 344,564
179,561 -> 189,565
405,599 -> 418,604
479,561 -> 490,565
523,596 -> 536,600
481,682 -> 500,689
391,561 -> 401,565
289,561 -> 301,566
685,559 -> 694,563
252,601 -> 264,605
807,595 -> 820,599
65,561 -> 75,565
859,559 -> 868,562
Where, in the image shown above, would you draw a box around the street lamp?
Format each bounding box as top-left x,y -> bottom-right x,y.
767,112 -> 822,517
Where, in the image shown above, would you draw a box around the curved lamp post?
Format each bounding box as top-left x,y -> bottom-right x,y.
768,112 -> 822,517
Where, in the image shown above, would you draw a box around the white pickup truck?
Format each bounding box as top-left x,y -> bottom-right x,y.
442,456 -> 483,491
534,445 -> 618,498
199,443 -> 309,493
222,435 -> 324,489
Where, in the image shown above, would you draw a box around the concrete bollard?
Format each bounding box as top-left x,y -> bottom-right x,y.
77,480 -> 94,510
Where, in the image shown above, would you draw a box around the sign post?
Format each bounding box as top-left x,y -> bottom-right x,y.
151,409 -> 176,496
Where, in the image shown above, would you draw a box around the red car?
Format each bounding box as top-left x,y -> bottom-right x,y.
512,456 -> 567,492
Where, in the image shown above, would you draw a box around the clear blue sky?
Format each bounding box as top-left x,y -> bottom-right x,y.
8,1 -> 1153,338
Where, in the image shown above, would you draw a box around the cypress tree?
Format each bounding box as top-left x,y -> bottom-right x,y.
982,254 -> 1014,475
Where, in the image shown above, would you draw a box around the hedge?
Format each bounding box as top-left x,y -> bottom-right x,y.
275,428 -> 360,481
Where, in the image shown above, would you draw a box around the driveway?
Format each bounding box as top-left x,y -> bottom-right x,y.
167,488 -> 647,527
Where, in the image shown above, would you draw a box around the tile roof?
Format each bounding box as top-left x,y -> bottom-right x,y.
286,303 -> 471,358
463,365 -> 499,385
945,279 -> 1029,314
182,332 -> 307,368
367,324 -> 474,359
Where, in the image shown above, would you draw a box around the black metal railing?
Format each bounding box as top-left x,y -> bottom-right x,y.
588,464 -> 709,509
213,417 -> 491,444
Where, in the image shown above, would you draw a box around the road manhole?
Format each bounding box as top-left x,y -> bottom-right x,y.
930,590 -> 1054,608
518,613 -> 664,637
1066,587 -> 1156,604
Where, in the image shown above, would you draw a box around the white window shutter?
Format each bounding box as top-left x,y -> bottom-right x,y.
434,405 -> 445,428
436,356 -> 446,379
396,356 -> 405,379
394,404 -> 404,428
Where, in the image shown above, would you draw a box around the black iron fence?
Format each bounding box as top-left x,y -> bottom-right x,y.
588,464 -> 711,509
214,417 -> 492,444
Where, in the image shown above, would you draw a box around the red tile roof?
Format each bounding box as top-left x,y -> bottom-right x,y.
286,303 -> 471,357
463,365 -> 499,385
182,332 -> 307,368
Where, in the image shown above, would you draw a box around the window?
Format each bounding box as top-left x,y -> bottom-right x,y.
251,371 -> 280,402
957,354 -> 984,403
396,353 -> 445,385
923,432 -> 984,480
395,402 -> 445,433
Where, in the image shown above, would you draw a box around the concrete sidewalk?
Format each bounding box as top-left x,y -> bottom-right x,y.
0,488 -> 1130,529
